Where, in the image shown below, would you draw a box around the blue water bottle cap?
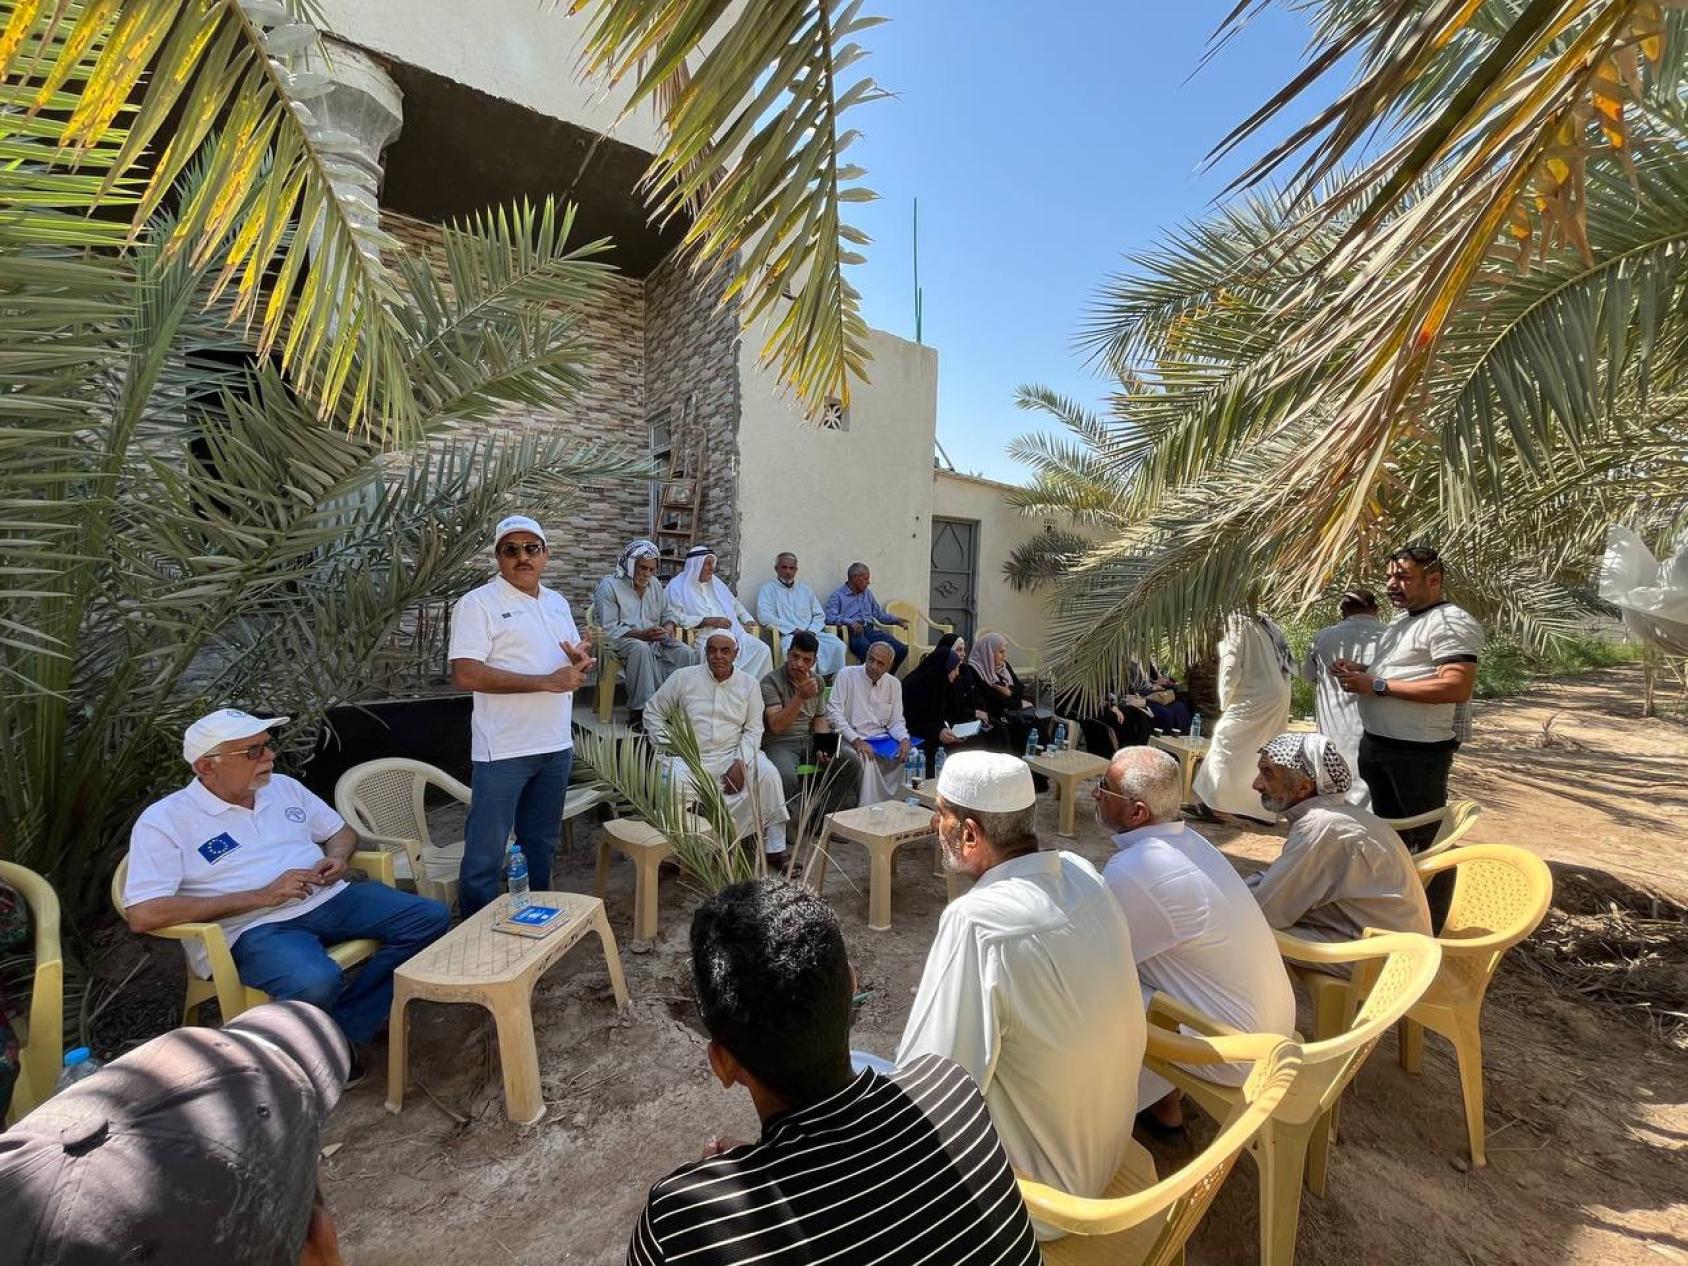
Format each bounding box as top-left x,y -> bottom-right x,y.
64,1047 -> 91,1067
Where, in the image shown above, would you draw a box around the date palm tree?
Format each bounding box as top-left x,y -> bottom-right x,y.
571,0 -> 888,415
1014,4 -> 1688,691
0,3 -> 648,919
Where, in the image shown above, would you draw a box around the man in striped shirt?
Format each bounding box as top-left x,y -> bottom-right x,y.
626,879 -> 1041,1265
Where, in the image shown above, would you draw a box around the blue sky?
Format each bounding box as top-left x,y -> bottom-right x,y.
844,2 -> 1314,483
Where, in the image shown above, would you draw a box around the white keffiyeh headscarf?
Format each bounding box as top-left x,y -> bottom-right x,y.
667,545 -> 757,646
1259,732 -> 1353,797
616,538 -> 659,580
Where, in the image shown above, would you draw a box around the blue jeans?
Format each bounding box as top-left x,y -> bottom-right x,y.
847,628 -> 907,671
231,882 -> 450,1045
461,747 -> 573,915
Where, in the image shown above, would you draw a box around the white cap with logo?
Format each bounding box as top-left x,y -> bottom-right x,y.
182,709 -> 290,765
494,515 -> 546,547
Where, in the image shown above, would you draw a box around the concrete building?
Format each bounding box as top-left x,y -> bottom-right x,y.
315,2 -> 1063,674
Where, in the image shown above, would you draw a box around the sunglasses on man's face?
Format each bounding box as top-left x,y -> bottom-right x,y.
210,740 -> 273,762
498,541 -> 546,559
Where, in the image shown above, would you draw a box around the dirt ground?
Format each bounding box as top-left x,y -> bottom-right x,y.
313,664 -> 1687,1266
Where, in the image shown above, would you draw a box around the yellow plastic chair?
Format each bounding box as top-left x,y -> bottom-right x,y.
1399,843 -> 1553,1166
886,600 -> 953,672
589,623 -> 622,722
0,861 -> 63,1125
1147,933 -> 1443,1266
1382,798 -> 1482,860
1018,1030 -> 1301,1265
111,850 -> 396,1025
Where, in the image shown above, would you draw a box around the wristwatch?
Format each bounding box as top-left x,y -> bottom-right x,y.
1371,677 -> 1389,696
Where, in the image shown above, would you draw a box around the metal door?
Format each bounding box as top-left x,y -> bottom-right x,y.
929,517 -> 979,643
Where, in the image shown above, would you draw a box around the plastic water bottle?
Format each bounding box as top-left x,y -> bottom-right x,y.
1024,728 -> 1039,758
1190,714 -> 1203,740
932,746 -> 947,780
904,749 -> 923,804
506,845 -> 530,910
1052,722 -> 1069,752
55,1047 -> 101,1092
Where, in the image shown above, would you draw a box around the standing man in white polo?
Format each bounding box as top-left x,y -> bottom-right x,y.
449,515 -> 596,915
122,709 -> 450,1079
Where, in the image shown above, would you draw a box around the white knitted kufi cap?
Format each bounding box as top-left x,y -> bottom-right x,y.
936,750 -> 1036,813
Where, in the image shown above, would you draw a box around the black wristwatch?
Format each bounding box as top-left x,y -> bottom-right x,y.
1371,677 -> 1389,696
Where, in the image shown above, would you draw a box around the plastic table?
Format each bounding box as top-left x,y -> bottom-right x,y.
804,800 -> 953,931
1024,749 -> 1110,837
1150,734 -> 1211,806
386,892 -> 629,1125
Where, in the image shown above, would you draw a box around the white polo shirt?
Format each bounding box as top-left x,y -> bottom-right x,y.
124,774 -> 348,977
449,574 -> 580,762
1358,601 -> 1484,744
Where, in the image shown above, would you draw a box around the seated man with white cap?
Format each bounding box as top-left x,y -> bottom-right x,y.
122,710 -> 450,1080
645,629 -> 792,870
897,750 -> 1145,1241
1248,732 -> 1432,967
1,1001 -> 352,1264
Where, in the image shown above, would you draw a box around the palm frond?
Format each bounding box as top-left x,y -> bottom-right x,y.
0,0 -> 414,433
0,184 -> 639,920
571,0 -> 887,414
1002,529 -> 1094,592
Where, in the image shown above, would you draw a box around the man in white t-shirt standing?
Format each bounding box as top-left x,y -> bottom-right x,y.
1331,544 -> 1484,853
1093,746 -> 1295,1136
449,515 -> 596,914
1300,588 -> 1385,808
123,710 -> 450,1076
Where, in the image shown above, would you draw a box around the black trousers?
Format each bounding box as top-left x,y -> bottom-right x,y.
1359,731 -> 1457,925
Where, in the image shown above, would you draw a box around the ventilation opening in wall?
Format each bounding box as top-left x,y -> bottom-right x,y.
819,398 -> 849,431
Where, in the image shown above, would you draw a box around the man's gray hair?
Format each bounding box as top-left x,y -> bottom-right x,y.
961,804 -> 1038,856
1111,746 -> 1183,824
865,641 -> 895,664
776,551 -> 797,564
846,561 -> 869,578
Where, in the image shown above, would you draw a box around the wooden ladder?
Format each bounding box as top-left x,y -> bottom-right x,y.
654,397 -> 707,579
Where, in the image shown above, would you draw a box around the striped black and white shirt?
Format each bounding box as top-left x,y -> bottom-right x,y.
626,1053 -> 1042,1265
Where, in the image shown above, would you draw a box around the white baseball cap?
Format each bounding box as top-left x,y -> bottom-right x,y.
182,708 -> 290,764
494,515 -> 546,547
936,750 -> 1036,814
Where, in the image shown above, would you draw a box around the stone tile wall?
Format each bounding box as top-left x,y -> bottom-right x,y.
374,217 -> 742,693
384,214 -> 649,614
644,251 -> 743,585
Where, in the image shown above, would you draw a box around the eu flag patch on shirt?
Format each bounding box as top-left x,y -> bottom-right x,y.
198,832 -> 241,864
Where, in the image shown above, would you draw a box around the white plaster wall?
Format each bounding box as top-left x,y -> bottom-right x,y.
734,329 -> 939,619
315,0 -> 745,153
930,471 -> 1071,655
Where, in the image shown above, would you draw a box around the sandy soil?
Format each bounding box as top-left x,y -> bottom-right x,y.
318,664 -> 1688,1266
